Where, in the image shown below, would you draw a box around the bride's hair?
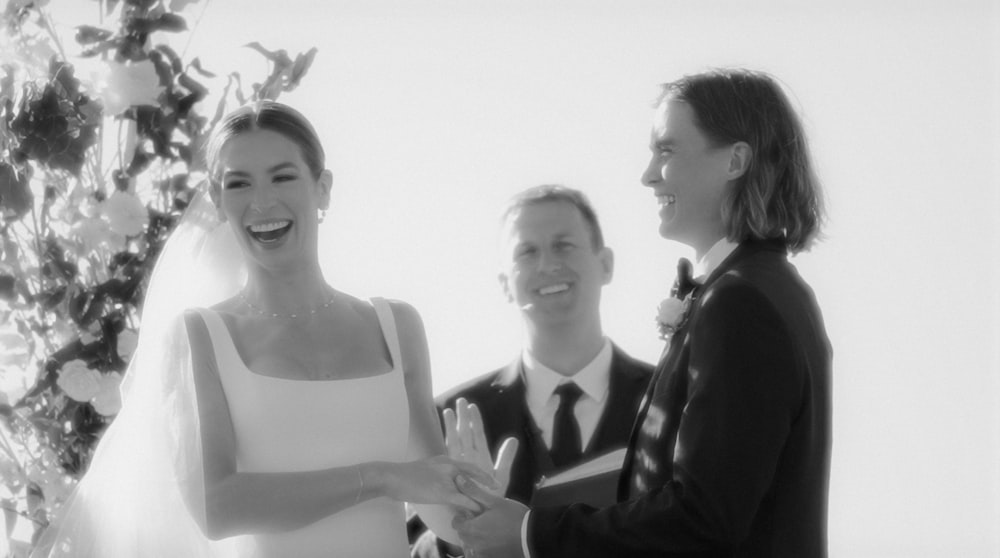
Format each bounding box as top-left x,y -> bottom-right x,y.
205,101 -> 327,189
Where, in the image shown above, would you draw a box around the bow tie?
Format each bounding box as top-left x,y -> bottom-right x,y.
670,258 -> 699,299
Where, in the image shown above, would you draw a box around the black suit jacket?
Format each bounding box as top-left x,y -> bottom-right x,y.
438,344 -> 652,505
410,345 -> 651,558
529,239 -> 833,558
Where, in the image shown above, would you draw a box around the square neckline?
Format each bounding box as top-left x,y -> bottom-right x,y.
198,298 -> 402,383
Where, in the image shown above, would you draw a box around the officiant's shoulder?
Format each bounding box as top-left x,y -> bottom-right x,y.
434,363 -> 515,412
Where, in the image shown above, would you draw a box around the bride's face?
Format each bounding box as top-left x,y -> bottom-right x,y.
216,129 -> 331,271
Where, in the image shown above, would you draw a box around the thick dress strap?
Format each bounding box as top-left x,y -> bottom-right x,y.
370,297 -> 403,372
189,308 -> 232,367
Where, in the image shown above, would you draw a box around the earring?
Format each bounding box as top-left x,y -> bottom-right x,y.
319,209 -> 326,224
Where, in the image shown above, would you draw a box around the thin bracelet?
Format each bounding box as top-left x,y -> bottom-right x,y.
354,466 -> 365,504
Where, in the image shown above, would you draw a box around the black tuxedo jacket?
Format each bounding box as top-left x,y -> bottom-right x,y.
528,239 -> 833,558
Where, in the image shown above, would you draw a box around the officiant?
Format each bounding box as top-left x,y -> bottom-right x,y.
410,185 -> 652,558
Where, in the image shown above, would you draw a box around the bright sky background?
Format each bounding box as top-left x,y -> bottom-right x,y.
54,0 -> 1000,555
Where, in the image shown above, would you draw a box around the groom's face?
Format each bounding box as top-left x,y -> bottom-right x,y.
641,99 -> 732,254
498,201 -> 613,328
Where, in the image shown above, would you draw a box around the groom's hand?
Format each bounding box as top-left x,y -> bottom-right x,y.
453,475 -> 528,558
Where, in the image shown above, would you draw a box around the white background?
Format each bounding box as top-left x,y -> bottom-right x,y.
61,0 -> 1000,555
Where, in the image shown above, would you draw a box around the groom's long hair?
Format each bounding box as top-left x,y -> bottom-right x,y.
659,69 -> 825,254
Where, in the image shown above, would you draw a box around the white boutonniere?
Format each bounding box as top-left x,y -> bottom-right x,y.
656,293 -> 693,341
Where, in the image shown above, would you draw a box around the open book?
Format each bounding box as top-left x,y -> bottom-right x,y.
531,448 -> 627,508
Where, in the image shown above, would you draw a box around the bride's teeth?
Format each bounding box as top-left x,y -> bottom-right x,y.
658,194 -> 676,206
250,220 -> 291,233
539,284 -> 569,295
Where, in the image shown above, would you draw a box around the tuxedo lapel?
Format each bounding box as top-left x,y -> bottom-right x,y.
619,238 -> 788,500
618,338 -> 683,499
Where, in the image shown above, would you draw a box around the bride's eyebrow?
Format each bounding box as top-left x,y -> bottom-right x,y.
222,162 -> 299,178
268,162 -> 298,173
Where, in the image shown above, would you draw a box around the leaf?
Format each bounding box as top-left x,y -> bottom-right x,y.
0,274 -> 14,300
154,44 -> 184,74
0,162 -> 32,222
243,42 -> 291,66
74,25 -> 113,45
116,35 -> 147,62
136,13 -> 187,34
124,0 -> 158,9
287,47 -> 318,92
80,40 -> 118,59
177,71 -> 207,97
68,290 -> 104,327
38,285 -> 67,309
147,50 -> 175,88
186,57 -> 216,78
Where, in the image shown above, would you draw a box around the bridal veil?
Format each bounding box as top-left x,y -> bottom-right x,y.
32,192 -> 253,557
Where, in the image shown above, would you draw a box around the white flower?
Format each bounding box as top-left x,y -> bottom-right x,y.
0,325 -> 33,403
49,320 -> 77,347
80,322 -> 102,345
655,295 -> 692,340
91,372 -> 123,416
70,216 -> 125,255
56,360 -> 101,402
116,329 -> 139,360
101,191 -> 149,236
81,59 -> 165,116
0,326 -> 29,367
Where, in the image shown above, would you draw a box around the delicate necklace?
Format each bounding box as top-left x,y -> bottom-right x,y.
238,291 -> 336,319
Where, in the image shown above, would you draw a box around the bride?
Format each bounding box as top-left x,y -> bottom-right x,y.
33,101 -> 504,557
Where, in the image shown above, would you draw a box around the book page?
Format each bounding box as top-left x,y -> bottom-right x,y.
536,448 -> 627,488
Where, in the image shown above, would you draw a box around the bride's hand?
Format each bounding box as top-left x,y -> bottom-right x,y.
378,456 -> 497,512
443,398 -> 519,499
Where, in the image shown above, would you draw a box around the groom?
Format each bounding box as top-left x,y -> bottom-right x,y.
454,68 -> 833,557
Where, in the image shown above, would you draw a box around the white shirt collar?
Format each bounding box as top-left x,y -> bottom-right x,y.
522,338 -> 613,409
695,238 -> 739,281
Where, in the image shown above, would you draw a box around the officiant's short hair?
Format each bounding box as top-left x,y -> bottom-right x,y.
500,185 -> 606,251
659,69 -> 825,254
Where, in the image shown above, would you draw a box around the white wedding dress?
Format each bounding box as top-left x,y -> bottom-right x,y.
32,194 -> 411,557
192,302 -> 410,557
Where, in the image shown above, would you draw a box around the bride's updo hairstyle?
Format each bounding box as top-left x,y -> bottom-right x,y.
205,100 -> 327,196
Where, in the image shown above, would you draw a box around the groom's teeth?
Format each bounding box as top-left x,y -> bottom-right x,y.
658,194 -> 676,206
539,284 -> 569,295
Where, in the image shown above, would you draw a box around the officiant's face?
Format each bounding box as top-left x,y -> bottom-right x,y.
498,201 -> 613,327
217,130 -> 331,270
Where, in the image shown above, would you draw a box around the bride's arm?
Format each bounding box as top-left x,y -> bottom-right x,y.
392,301 -> 488,545
183,311 -> 486,540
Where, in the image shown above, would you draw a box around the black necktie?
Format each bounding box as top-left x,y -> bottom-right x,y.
550,382 -> 584,469
671,257 -> 698,299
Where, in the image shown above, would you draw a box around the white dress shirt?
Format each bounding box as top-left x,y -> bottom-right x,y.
518,338 -> 612,558
521,338 -> 613,451
695,238 -> 739,281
